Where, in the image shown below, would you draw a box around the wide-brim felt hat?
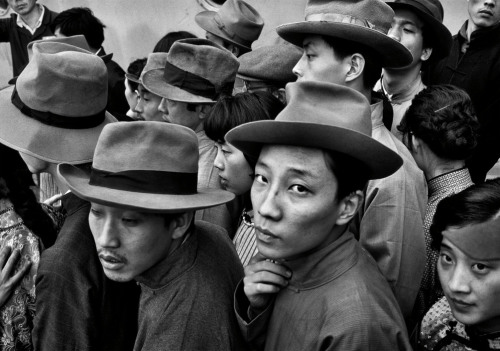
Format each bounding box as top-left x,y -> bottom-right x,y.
142,38 -> 239,104
387,0 -> 452,59
59,122 -> 234,213
195,0 -> 264,51
277,0 -> 412,68
0,41 -> 115,164
125,73 -> 140,84
226,81 -> 403,180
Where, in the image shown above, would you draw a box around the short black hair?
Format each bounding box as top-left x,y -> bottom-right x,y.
125,58 -> 147,92
430,178 -> 500,250
51,7 -> 106,50
321,36 -> 382,91
398,85 -> 479,160
204,91 -> 284,143
153,31 -> 197,53
323,151 -> 369,201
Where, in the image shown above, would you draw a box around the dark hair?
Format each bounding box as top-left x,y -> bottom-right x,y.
153,31 -> 197,53
430,178 -> 500,250
51,7 -> 106,50
125,58 -> 147,92
398,85 -> 479,160
323,151 -> 369,201
205,91 -> 285,143
0,144 -> 57,248
321,36 -> 382,90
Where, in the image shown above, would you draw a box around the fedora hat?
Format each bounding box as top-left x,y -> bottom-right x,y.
195,0 -> 264,51
277,0 -> 412,68
0,41 -> 115,164
237,42 -> 302,87
387,0 -> 452,59
142,38 -> 239,104
138,53 -> 168,86
59,122 -> 235,213
226,81 -> 403,179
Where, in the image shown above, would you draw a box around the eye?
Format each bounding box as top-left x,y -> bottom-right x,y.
254,174 -> 268,185
290,184 -> 310,195
471,263 -> 490,274
439,252 -> 453,265
122,217 -> 139,226
403,27 -> 415,33
90,208 -> 101,217
221,148 -> 231,155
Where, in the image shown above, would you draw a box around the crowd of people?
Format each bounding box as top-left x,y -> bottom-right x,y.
0,0 -> 498,350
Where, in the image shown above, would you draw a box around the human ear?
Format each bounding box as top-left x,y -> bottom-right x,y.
196,104 -> 211,121
345,53 -> 365,83
335,190 -> 364,226
421,47 -> 433,62
169,212 -> 194,240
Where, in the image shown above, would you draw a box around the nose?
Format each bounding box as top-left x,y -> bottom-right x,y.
158,98 -> 168,114
292,54 -> 305,79
95,218 -> 120,249
447,263 -> 472,295
388,26 -> 401,42
254,186 -> 282,221
135,97 -> 144,113
213,144 -> 225,171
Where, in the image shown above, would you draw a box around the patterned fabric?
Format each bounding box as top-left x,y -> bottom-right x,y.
0,198 -> 42,351
418,297 -> 500,350
233,209 -> 257,267
415,168 -> 473,318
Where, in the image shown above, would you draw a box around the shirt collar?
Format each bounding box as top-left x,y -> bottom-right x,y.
380,73 -> 425,104
283,231 -> 359,291
15,4 -> 44,35
428,167 -> 472,197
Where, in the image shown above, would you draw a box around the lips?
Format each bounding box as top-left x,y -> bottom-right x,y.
449,297 -> 474,310
99,253 -> 126,270
479,9 -> 494,16
255,226 -> 279,243
218,175 -> 228,188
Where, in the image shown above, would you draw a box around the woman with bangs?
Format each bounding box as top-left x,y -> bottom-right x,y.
204,91 -> 284,266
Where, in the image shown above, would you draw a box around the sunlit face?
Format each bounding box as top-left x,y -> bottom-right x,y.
19,151 -> 47,173
213,142 -> 253,195
251,145 -> 342,260
438,235 -> 500,330
293,35 -> 349,84
388,8 -> 428,69
468,0 -> 500,30
135,85 -> 164,122
89,204 -> 177,282
8,0 -> 37,16
158,98 -> 203,131
124,78 -> 139,113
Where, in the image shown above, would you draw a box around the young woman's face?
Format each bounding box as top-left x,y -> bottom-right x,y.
438,234 -> 500,330
213,142 -> 253,195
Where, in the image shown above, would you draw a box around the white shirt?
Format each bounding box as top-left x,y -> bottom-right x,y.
15,4 -> 44,35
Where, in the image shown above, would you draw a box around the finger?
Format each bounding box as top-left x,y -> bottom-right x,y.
0,246 -> 12,269
2,249 -> 21,278
43,193 -> 64,205
248,252 -> 268,265
244,271 -> 290,288
244,281 -> 282,296
8,260 -> 32,287
245,259 -> 291,279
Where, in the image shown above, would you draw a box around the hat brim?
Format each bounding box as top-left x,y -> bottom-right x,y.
277,21 -> 413,68
195,11 -> 252,51
388,3 -> 452,60
226,120 -> 403,180
0,86 -> 116,164
142,69 -> 216,104
125,73 -> 140,84
58,164 -> 235,213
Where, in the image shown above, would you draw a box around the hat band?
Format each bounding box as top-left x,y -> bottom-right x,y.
213,14 -> 253,48
89,167 -> 198,195
305,13 -> 385,33
163,61 -> 233,100
11,87 -> 106,129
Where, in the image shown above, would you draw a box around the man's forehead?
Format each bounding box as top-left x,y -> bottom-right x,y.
393,8 -> 425,28
302,35 -> 328,49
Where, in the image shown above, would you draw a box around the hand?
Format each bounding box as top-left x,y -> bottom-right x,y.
43,193 -> 64,206
0,246 -> 32,307
243,253 -> 292,312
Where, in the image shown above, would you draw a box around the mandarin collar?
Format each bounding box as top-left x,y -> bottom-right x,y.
282,231 -> 359,291
135,229 -> 197,290
381,73 -> 425,104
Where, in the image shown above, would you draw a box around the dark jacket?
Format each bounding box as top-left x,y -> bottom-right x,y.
0,6 -> 58,78
100,48 -> 130,121
428,21 -> 500,183
32,193 -> 140,351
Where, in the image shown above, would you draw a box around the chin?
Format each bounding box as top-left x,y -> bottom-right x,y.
103,269 -> 136,283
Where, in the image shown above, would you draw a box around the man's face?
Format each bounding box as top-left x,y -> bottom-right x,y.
89,203 -> 175,282
293,35 -> 349,84
135,85 -> 164,122
8,0 -> 37,16
251,145 -> 341,260
438,235 -> 500,329
388,8 -> 428,69
158,98 -> 203,131
468,0 -> 500,30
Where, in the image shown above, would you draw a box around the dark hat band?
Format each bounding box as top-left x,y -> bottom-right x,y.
164,61 -> 233,100
213,14 -> 253,48
11,87 -> 106,129
305,13 -> 384,33
89,167 -> 198,195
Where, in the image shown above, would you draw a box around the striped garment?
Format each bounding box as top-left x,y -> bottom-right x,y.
232,209 -> 258,267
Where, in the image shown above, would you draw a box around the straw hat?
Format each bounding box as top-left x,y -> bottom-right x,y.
226,81 -> 403,179
59,122 -> 234,213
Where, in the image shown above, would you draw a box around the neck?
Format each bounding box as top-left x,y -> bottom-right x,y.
19,4 -> 41,29
424,159 -> 465,180
45,163 -> 70,194
382,65 -> 421,96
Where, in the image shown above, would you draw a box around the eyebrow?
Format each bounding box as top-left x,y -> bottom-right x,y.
256,159 -> 317,178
